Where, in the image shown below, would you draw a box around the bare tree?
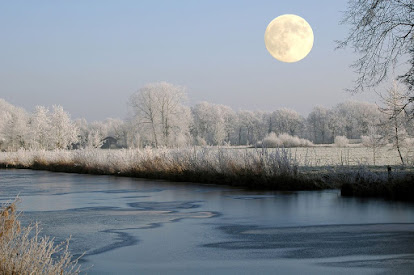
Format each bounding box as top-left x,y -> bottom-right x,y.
361,124 -> 387,165
380,82 -> 409,164
338,0 -> 414,90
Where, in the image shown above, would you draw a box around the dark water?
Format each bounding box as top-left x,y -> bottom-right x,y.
1,169 -> 414,274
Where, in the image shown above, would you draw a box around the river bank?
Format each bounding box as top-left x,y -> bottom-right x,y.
0,148 -> 413,201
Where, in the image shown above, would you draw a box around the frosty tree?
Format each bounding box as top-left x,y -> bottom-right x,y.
191,102 -> 225,146
270,108 -> 303,136
129,82 -> 191,147
307,106 -> 330,144
49,105 -> 79,149
0,99 -> 29,151
29,106 -> 51,150
236,110 -> 263,145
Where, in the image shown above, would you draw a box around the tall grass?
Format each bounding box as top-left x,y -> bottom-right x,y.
0,199 -> 81,275
1,148 -> 413,200
0,148 -> 325,190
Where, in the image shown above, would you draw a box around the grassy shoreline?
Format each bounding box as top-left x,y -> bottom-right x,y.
0,148 -> 413,201
0,160 -> 328,191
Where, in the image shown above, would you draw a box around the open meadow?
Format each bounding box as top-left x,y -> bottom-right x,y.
281,145 -> 414,167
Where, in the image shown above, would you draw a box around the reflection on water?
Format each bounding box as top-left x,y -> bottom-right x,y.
1,169 -> 414,274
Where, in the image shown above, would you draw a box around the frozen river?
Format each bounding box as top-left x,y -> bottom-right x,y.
1,169 -> 414,274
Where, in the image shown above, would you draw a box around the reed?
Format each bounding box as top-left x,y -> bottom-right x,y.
0,199 -> 81,275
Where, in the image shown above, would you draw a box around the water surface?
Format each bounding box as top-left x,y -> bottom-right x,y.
1,169 -> 414,274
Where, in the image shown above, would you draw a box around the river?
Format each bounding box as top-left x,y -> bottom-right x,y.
1,169 -> 414,274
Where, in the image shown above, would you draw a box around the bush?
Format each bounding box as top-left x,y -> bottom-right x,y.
361,135 -> 372,147
262,132 -> 282,147
261,132 -> 313,148
0,200 -> 81,275
334,136 -> 349,147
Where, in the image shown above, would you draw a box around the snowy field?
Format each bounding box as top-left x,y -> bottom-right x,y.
195,145 -> 413,167
279,145 -> 414,166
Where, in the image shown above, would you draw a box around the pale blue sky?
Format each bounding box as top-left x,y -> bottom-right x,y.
0,1 -> 377,121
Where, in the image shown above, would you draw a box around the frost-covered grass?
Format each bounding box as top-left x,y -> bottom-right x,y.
0,147 -> 325,190
332,165 -> 414,201
0,199 -> 81,275
0,146 -> 413,200
284,145 -> 414,166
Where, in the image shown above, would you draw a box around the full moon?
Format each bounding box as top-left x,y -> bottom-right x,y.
264,14 -> 314,63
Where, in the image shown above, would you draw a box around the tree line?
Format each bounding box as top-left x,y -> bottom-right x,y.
0,81 -> 413,151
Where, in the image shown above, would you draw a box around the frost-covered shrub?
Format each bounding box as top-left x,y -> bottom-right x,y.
361,135 -> 371,147
262,132 -> 282,147
334,136 -> 349,147
0,200 -> 81,274
261,132 -> 313,148
278,133 -> 313,147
